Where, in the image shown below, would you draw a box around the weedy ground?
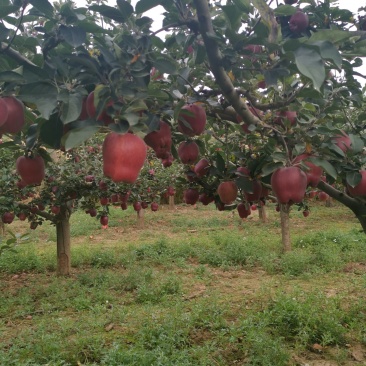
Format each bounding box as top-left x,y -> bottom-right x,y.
0,202 -> 366,365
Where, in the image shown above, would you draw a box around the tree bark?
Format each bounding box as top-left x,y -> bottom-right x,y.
56,206 -> 71,276
137,209 -> 144,228
258,205 -> 267,223
169,195 -> 175,210
280,203 -> 291,252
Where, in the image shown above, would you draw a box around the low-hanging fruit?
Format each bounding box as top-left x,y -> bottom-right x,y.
217,181 -> 238,204
184,188 -> 199,205
0,96 -> 25,134
16,155 -> 45,186
177,104 -> 206,137
144,121 -> 172,159
178,141 -> 199,164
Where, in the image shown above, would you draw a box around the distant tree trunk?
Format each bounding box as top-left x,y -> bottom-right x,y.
137,209 -> 144,228
258,205 -> 267,223
280,203 -> 291,252
56,205 -> 71,276
169,195 -> 175,210
325,195 -> 333,207
318,181 -> 366,233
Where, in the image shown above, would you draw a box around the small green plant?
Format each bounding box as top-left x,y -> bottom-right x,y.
0,229 -> 29,257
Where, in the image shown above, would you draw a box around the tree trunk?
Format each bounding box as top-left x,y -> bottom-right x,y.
169,195 -> 175,210
137,209 -> 144,228
325,195 -> 333,207
258,205 -> 267,223
56,206 -> 71,276
280,203 -> 291,252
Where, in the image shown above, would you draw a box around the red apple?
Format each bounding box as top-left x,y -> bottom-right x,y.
332,132 -> 351,153
275,205 -> 280,212
216,202 -> 225,211
167,186 -> 175,196
151,202 -> 159,211
293,154 -> 323,187
99,181 -> 108,191
217,181 -> 238,204
51,206 -> 60,215
251,204 -> 257,211
303,210 -> 309,217
103,132 -> 147,184
133,201 -> 142,212
16,155 -> 45,186
289,10 -> 309,33
236,166 -> 250,177
177,104 -> 206,137
194,158 -> 210,177
100,215 -> 108,226
318,191 -> 329,201
178,141 -> 199,164
271,167 -> 307,204
141,202 -> 149,209
274,110 -> 297,127
347,170 -> 366,197
144,121 -> 172,159
120,202 -> 128,210
86,91 -> 114,125
100,197 -> 109,205
37,203 -> 45,211
198,192 -> 215,205
89,208 -> 97,217
308,190 -> 317,199
244,180 -> 262,203
161,153 -> 174,168
85,175 -> 95,183
0,98 -> 9,127
17,212 -> 27,221
184,188 -> 199,205
2,212 -> 15,224
30,222 -> 38,230
0,97 -> 25,134
237,203 -> 251,218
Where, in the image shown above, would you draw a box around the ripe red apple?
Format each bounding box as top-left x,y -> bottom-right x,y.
86,91 -> 114,125
177,104 -> 206,137
293,154 -> 323,187
51,206 -> 60,215
0,98 -> 9,127
89,208 -> 97,217
237,203 -> 251,218
236,166 -> 250,177
198,192 -> 215,206
332,132 -> 351,153
194,158 -> 210,177
347,170 -> 366,197
16,155 -> 45,186
178,141 -> 199,164
98,181 -> 108,191
17,212 -> 27,221
37,203 -> 45,211
2,212 -> 15,224
271,167 -> 307,204
217,181 -> 238,204
161,153 -> 174,168
144,121 -> 172,159
167,186 -> 175,196
257,80 -> 266,89
30,222 -> 38,230
103,132 -> 147,184
0,97 -> 25,134
133,201 -> 142,212
244,180 -> 262,203
120,202 -> 128,210
216,202 -> 225,211
100,215 -> 108,226
251,204 -> 257,211
318,191 -> 329,201
184,188 -> 199,205
141,202 -> 149,209
151,202 -> 159,211
303,210 -> 309,217
289,10 -> 309,33
100,197 -> 109,205
274,110 -> 297,127
308,190 -> 317,199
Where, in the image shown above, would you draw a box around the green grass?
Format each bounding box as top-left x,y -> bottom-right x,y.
1,203 -> 366,365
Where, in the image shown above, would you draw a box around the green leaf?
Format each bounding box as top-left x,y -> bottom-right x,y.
309,40 -> 342,70
346,171 -> 362,188
194,44 -> 206,65
308,30 -> 357,45
261,162 -> 284,177
125,100 -> 147,113
59,25 -> 86,48
62,125 -> 99,151
236,176 -> 254,192
39,113 -> 64,149
18,82 -> 58,119
214,152 -> 226,174
88,5 -> 126,23
308,158 -> 337,180
121,113 -> 140,126
29,0 -> 54,18
274,4 -> 297,16
26,124 -> 39,150
0,5 -> 19,18
117,0 -> 133,18
60,92 -> 83,124
221,5 -> 242,31
349,134 -> 364,154
231,0 -> 250,12
293,46 -> 325,91
153,56 -> 178,75
135,0 -> 162,14
0,71 -> 24,82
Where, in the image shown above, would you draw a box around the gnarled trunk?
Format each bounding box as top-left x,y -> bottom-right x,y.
280,203 -> 291,252
56,206 -> 71,276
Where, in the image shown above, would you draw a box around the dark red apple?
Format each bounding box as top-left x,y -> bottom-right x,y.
274,110 -> 297,127
216,202 -> 225,211
194,158 -> 210,177
178,141 -> 199,164
347,170 -> 366,197
37,203 -> 45,211
100,215 -> 108,226
120,202 -> 128,210
103,132 -> 147,184
17,212 -> 27,221
303,210 -> 309,217
318,191 -> 329,201
237,203 -> 251,218
100,197 -> 109,205
178,104 -> 206,137
236,166 -> 250,177
161,153 -> 174,168
332,132 -> 351,153
198,192 -> 215,205
293,154 -> 323,187
308,190 -> 317,199
2,212 -> 15,224
244,180 -> 262,203
184,188 -> 199,205
89,208 -> 97,217
99,181 -> 108,191
141,202 -> 149,209
251,204 -> 257,211
151,202 -> 159,211
0,97 -> 25,134
133,201 -> 142,212
144,121 -> 172,159
85,175 -> 95,183
217,181 -> 238,204
16,155 -> 45,186
51,206 -> 60,215
271,167 -> 307,204
289,10 -> 309,33
110,194 -> 119,203
0,98 -> 9,127
167,186 -> 175,196
30,222 -> 38,230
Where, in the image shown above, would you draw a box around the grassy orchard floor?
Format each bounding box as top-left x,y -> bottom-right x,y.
0,203 -> 366,365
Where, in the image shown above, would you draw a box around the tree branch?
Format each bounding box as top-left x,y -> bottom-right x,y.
0,43 -> 37,67
18,203 -> 56,223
